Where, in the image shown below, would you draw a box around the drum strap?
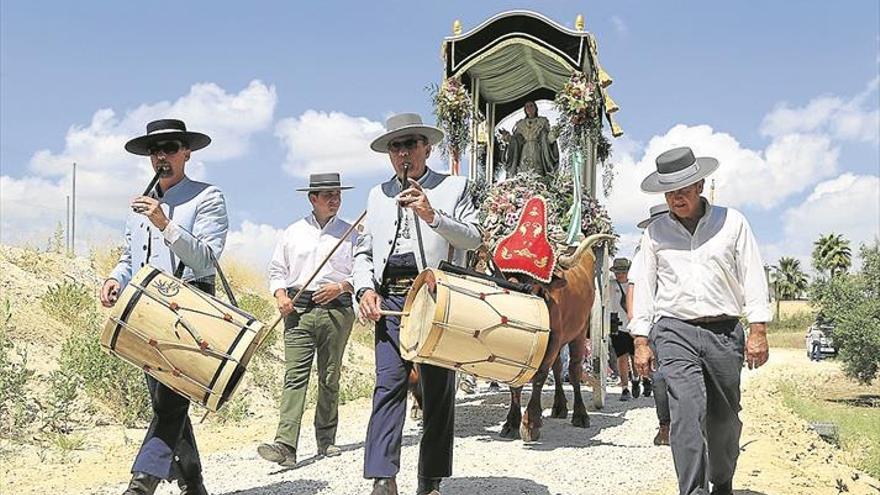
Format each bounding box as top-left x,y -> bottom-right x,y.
174,249 -> 238,308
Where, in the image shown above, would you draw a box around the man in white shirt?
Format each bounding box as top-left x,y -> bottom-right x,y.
631,147 -> 770,495
257,173 -> 357,468
609,258 -> 639,401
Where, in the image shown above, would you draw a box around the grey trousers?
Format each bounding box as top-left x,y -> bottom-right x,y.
652,317 -> 745,495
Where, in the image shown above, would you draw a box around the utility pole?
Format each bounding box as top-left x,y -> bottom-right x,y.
71,162 -> 77,253
710,179 -> 716,203
66,195 -> 71,252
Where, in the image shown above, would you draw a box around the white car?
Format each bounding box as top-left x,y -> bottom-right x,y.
805,323 -> 837,358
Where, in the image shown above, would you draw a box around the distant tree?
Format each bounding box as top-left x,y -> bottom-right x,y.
812,233 -> 852,277
773,257 -> 809,300
810,241 -> 880,384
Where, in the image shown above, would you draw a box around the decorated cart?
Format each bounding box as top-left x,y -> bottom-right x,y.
432,10 -> 623,408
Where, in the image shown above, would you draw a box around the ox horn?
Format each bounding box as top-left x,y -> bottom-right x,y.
557,233 -> 616,269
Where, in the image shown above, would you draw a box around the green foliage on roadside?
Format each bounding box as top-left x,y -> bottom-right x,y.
810,241 -> 880,384
238,292 -> 279,353
213,394 -> 250,424
0,299 -> 38,439
41,279 -> 97,327
779,381 -> 880,479
58,318 -> 151,426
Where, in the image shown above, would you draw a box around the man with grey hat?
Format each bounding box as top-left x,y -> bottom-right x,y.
100,119 -> 228,495
628,203 -> 671,445
630,147 -> 771,495
258,173 -> 357,468
609,257 -> 640,401
354,113 -> 481,495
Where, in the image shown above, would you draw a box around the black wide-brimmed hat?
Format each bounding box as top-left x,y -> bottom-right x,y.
370,113 -> 444,153
637,203 -> 671,229
296,173 -> 354,192
640,146 -> 718,194
125,119 -> 211,156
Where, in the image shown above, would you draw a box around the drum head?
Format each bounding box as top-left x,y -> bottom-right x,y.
400,269 -> 440,360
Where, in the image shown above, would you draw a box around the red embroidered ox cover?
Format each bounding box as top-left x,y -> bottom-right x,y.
493,195 -> 556,283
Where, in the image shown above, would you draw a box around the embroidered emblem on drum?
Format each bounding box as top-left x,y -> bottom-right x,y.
154,279 -> 181,297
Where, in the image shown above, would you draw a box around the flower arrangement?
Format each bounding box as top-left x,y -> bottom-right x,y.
554,71 -> 615,195
429,77 -> 471,165
476,172 -> 617,256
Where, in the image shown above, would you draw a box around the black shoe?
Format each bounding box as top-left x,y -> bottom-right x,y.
619,389 -> 631,402
631,379 -> 641,398
371,478 -> 398,495
643,378 -> 653,397
257,441 -> 297,467
178,477 -> 208,495
122,472 -> 160,495
710,479 -> 733,495
416,477 -> 441,495
488,381 -> 501,391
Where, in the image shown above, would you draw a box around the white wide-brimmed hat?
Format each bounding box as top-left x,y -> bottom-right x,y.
125,119 -> 211,156
640,146 -> 718,194
370,113 -> 444,153
296,173 -> 354,192
637,203 -> 670,229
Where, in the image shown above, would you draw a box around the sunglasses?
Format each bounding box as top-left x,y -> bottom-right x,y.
387,138 -> 424,152
148,141 -> 184,156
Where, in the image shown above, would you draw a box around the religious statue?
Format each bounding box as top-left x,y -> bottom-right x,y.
499,101 -> 559,178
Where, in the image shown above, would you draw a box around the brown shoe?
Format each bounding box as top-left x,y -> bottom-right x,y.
653,424 -> 670,446
122,472 -> 160,495
371,478 -> 398,495
257,442 -> 297,467
320,444 -> 342,457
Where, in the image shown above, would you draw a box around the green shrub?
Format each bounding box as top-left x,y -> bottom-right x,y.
238,292 -> 280,353
767,311 -> 814,334
213,394 -> 250,424
339,365 -> 374,404
0,300 -> 37,438
41,279 -> 97,327
41,369 -> 80,434
249,353 -> 282,402
59,324 -> 151,426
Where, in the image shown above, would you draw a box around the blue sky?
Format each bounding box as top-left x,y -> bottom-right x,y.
1,1 -> 878,271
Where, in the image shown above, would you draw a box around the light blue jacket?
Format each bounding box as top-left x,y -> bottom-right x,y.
109,176 -> 229,290
353,168 -> 481,294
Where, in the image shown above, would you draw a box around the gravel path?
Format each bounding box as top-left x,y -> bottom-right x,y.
92,384 -> 674,495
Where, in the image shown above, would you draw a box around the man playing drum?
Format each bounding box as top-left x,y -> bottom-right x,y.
355,113 -> 481,495
257,173 -> 357,467
100,119 -> 228,495
631,147 -> 771,495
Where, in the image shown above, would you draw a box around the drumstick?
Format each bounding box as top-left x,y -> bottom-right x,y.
378,310 -> 409,317
265,209 -> 367,335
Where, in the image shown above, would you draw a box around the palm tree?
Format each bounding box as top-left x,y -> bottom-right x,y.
812,233 -> 852,277
771,257 -> 809,317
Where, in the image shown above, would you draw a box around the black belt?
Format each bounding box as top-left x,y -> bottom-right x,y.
684,315 -> 739,325
287,288 -> 352,309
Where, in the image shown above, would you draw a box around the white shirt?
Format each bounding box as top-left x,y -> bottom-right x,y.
629,202 -> 772,337
267,214 -> 357,295
610,277 -> 630,331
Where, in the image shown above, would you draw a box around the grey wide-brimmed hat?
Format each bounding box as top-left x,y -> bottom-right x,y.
296,173 -> 353,192
125,119 -> 211,156
370,113 -> 445,153
637,203 -> 671,229
640,146 -> 719,194
610,258 -> 631,273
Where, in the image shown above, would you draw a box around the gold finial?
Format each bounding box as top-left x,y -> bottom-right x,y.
575,14 -> 585,31
453,20 -> 462,35
610,118 -> 624,138
604,94 -> 619,114
598,67 -> 613,88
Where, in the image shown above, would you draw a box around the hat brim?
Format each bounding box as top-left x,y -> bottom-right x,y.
637,213 -> 666,229
125,131 -> 211,156
370,125 -> 445,153
296,185 -> 354,192
640,157 -> 719,194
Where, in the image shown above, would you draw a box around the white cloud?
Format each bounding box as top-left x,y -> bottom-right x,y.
0,80 -> 277,252
224,221 -> 283,271
762,173 -> 880,269
760,77 -> 879,143
276,110 -> 388,178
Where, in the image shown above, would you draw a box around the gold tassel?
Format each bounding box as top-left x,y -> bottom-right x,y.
610,118 -> 624,138
604,93 -> 619,114
598,67 -> 613,88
